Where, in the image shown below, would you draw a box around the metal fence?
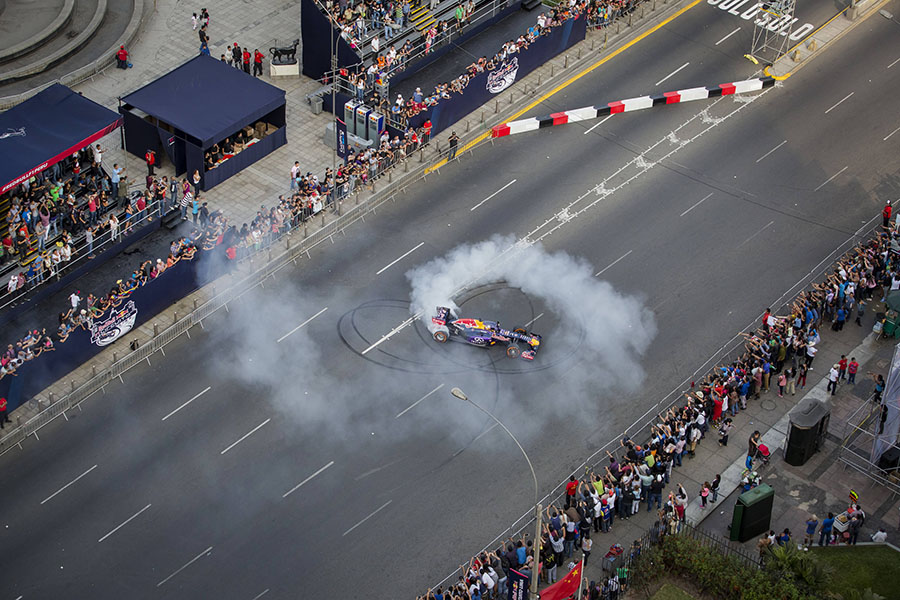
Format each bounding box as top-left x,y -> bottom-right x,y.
625,521 -> 760,587
0,192 -> 160,312
0,133 -> 474,455
837,394 -> 900,497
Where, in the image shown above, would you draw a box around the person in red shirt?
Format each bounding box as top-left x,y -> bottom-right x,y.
0,396 -> 11,429
838,355 -> 848,381
847,357 -> 859,384
242,48 -> 251,74
883,201 -> 893,228
116,45 -> 129,69
253,49 -> 264,77
88,194 -> 98,225
136,194 -> 147,222
145,149 -> 155,175
564,475 -> 578,508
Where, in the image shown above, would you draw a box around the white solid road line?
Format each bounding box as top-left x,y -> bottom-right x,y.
471,179 -> 517,211
595,250 -> 633,276
98,504 -> 152,542
888,57 -> 900,69
251,590 -> 270,600
884,125 -> 900,141
283,461 -> 335,498
715,27 -> 741,45
824,92 -> 854,114
583,114 -> 613,135
814,166 -> 849,191
737,220 -> 775,249
376,242 -> 425,275
755,140 -> 787,163
220,419 -> 271,455
277,307 -> 329,343
395,384 -> 444,418
361,315 -> 419,355
679,192 -> 714,217
162,386 -> 211,421
454,422 -> 499,457
523,312 -> 544,327
156,546 -> 213,587
342,500 -> 392,536
655,62 -> 689,86
354,457 -> 404,480
40,464 -> 98,505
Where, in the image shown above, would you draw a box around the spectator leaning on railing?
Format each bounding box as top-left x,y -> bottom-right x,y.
0,145 -> 171,308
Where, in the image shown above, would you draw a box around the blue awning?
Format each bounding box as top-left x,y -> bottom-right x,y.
0,84 -> 122,194
121,54 -> 286,148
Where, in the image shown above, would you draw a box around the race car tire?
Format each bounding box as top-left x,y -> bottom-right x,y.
513,327 -> 527,334
506,343 -> 520,358
433,327 -> 450,343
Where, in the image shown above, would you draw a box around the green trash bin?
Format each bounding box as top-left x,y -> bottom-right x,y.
884,318 -> 898,338
729,483 -> 774,542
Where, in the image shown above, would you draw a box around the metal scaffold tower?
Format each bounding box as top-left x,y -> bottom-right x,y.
747,0 -> 797,64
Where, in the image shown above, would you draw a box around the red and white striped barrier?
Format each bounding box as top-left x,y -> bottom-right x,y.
490,77 -> 775,138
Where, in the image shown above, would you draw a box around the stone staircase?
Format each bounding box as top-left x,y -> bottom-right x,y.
0,0 -> 146,107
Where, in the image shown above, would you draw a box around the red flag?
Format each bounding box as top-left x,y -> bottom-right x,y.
540,559 -> 583,600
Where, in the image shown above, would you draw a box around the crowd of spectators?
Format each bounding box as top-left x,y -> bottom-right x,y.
417,219 -> 900,600
334,0 -> 643,132
0,144 -> 167,308
0,225 -> 204,381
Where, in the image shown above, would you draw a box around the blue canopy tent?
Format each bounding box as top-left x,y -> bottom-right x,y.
119,55 -> 286,191
0,84 -> 122,195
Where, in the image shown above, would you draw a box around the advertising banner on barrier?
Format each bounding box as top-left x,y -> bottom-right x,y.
507,568 -> 530,600
408,15 -> 588,136
0,254 -> 216,412
336,117 -> 348,159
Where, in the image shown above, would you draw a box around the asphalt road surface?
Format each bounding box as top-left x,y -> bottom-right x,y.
2,2 -> 899,598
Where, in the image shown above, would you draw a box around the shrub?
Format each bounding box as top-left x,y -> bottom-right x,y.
633,534 -> 829,600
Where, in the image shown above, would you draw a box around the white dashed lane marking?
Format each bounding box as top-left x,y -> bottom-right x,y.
40,464 -> 98,505
376,243 -> 424,275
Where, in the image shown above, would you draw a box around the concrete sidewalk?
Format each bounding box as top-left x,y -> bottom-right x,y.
73,0 -> 333,228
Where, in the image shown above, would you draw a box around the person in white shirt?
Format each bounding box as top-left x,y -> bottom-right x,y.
290,161 -> 300,190
92,144 -> 105,165
827,364 -> 840,395
68,291 -> 81,309
871,528 -> 887,543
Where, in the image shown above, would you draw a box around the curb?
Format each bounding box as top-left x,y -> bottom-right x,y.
491,77 -> 775,137
0,0 -> 76,63
686,332 -> 880,527
0,0 -> 146,110
0,0 -> 108,84
767,0 -> 892,79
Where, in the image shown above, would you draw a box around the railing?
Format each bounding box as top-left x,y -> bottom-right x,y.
625,521 -> 760,589
0,194 -> 161,313
0,134 -> 475,454
837,394 -> 900,497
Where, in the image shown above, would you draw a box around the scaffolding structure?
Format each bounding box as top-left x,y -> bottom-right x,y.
837,396 -> 900,498
748,0 -> 798,63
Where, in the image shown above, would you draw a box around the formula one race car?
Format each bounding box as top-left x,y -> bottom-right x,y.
430,306 -> 543,360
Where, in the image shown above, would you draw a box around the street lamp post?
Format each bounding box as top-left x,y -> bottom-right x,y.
880,9 -> 900,25
450,387 -> 542,600
328,8 -> 341,216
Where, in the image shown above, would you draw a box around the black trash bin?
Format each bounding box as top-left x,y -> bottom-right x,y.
784,397 -> 830,466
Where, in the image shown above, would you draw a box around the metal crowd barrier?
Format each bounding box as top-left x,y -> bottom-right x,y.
0,137 -> 464,455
